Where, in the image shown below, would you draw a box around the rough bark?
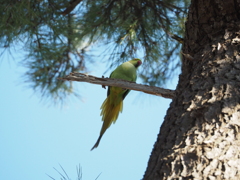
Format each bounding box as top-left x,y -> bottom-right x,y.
143,0 -> 240,179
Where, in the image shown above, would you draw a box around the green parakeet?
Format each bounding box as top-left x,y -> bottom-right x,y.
91,58 -> 142,150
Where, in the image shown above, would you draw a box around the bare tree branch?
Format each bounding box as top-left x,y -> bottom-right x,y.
61,0 -> 83,15
59,72 -> 175,99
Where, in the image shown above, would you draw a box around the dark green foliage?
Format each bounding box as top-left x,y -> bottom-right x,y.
79,0 -> 189,84
0,0 -> 190,102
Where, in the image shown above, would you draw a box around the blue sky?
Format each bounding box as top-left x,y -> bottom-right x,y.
0,49 -> 178,180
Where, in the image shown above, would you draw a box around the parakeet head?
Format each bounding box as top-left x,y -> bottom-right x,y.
128,58 -> 142,68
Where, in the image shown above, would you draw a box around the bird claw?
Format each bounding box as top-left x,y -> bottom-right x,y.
102,75 -> 106,89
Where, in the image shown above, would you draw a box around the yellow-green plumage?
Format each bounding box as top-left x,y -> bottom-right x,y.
91,58 -> 142,150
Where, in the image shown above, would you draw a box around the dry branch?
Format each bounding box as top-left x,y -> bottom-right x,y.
61,0 -> 83,15
60,72 -> 175,99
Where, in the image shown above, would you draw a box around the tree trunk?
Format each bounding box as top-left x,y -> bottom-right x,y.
143,0 -> 240,179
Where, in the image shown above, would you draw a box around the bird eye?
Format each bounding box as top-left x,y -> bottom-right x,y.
138,61 -> 142,66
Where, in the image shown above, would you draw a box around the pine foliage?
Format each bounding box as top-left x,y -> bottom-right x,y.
0,0 -> 190,101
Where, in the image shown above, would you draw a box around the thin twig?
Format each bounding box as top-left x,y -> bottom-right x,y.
62,0 -> 83,15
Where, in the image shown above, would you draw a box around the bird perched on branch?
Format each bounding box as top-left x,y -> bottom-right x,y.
91,58 -> 142,150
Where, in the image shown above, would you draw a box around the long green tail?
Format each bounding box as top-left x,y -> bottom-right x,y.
91,96 -> 123,150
